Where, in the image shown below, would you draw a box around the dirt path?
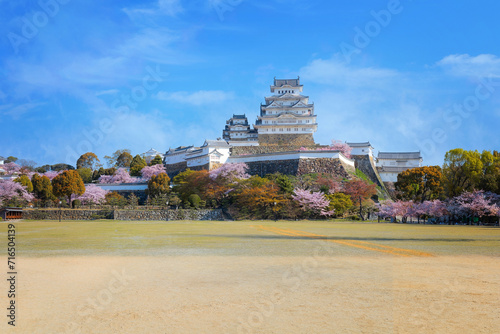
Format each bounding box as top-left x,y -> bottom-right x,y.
1,255 -> 499,334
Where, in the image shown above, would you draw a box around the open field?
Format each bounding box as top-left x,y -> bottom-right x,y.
1,220 -> 500,333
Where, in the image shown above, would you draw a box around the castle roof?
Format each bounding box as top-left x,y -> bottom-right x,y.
273,78 -> 302,87
346,142 -> 373,148
232,114 -> 247,119
203,139 -> 231,148
378,152 -> 422,160
144,148 -> 162,156
167,145 -> 197,154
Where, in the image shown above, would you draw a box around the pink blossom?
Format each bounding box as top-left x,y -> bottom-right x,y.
209,163 -> 250,181
141,164 -> 167,180
330,140 -> 352,159
99,168 -> 138,184
43,170 -> 63,180
298,140 -> 352,159
292,188 -> 335,216
0,179 -> 35,205
76,184 -> 109,205
378,200 -> 414,222
452,191 -> 499,218
1,163 -> 21,175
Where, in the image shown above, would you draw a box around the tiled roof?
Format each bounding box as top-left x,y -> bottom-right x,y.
273,78 -> 301,87
378,152 -> 422,160
203,140 -> 231,148
232,114 -> 247,119
346,142 -> 373,148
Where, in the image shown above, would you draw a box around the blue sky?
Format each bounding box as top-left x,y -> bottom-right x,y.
1,0 -> 499,167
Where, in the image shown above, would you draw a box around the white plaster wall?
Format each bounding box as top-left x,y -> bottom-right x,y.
379,172 -> 398,183
164,152 -> 188,164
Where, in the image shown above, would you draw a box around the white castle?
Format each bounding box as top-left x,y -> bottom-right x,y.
160,77 -> 422,185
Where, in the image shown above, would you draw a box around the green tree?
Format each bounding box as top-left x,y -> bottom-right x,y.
395,166 -> 443,202
52,170 -> 86,205
150,155 -> 163,166
265,173 -> 294,194
14,175 -> 33,192
105,192 -> 127,208
479,150 -> 500,193
92,167 -> 117,181
168,193 -> 182,209
6,156 -> 18,163
76,152 -> 100,170
116,152 -> 133,168
31,174 -> 55,204
51,163 -> 75,171
104,149 -> 131,167
128,193 -> 139,207
130,155 -> 147,176
147,173 -> 171,198
325,193 -> 353,217
442,149 -> 483,197
77,168 -> 93,183
188,194 -> 202,209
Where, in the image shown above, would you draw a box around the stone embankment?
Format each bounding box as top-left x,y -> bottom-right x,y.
23,209 -> 223,221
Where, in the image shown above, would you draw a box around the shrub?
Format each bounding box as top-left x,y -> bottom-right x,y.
72,199 -> 82,209
188,194 -> 201,209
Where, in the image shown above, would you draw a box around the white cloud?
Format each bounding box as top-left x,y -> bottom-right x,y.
300,56 -> 399,87
436,54 -> 500,78
95,89 -> 120,96
156,90 -> 234,106
123,0 -> 183,19
0,102 -> 45,119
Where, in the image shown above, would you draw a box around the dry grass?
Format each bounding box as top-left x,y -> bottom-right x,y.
1,220 -> 499,333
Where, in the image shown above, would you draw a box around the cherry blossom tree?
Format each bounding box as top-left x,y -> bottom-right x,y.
98,168 -> 137,184
76,184 -> 109,205
453,191 -> 499,219
43,170 -> 63,180
298,139 -> 352,159
330,140 -> 352,159
141,164 -> 167,180
209,163 -> 250,181
0,180 -> 35,207
1,162 -> 21,175
378,200 -> 414,223
292,188 -> 335,217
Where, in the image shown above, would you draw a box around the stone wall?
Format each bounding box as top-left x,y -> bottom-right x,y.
23,209 -> 113,220
114,209 -> 223,221
189,163 -> 210,172
258,134 -> 315,146
165,161 -> 188,178
23,209 -> 223,221
245,158 -> 353,178
350,155 -> 385,189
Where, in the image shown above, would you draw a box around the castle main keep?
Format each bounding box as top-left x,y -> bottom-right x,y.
223,77 -> 317,147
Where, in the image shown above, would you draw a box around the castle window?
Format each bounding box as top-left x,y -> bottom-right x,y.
287,128 -> 291,131
279,128 -> 283,132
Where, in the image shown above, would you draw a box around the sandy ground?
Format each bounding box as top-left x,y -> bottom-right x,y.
1,254 -> 499,334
